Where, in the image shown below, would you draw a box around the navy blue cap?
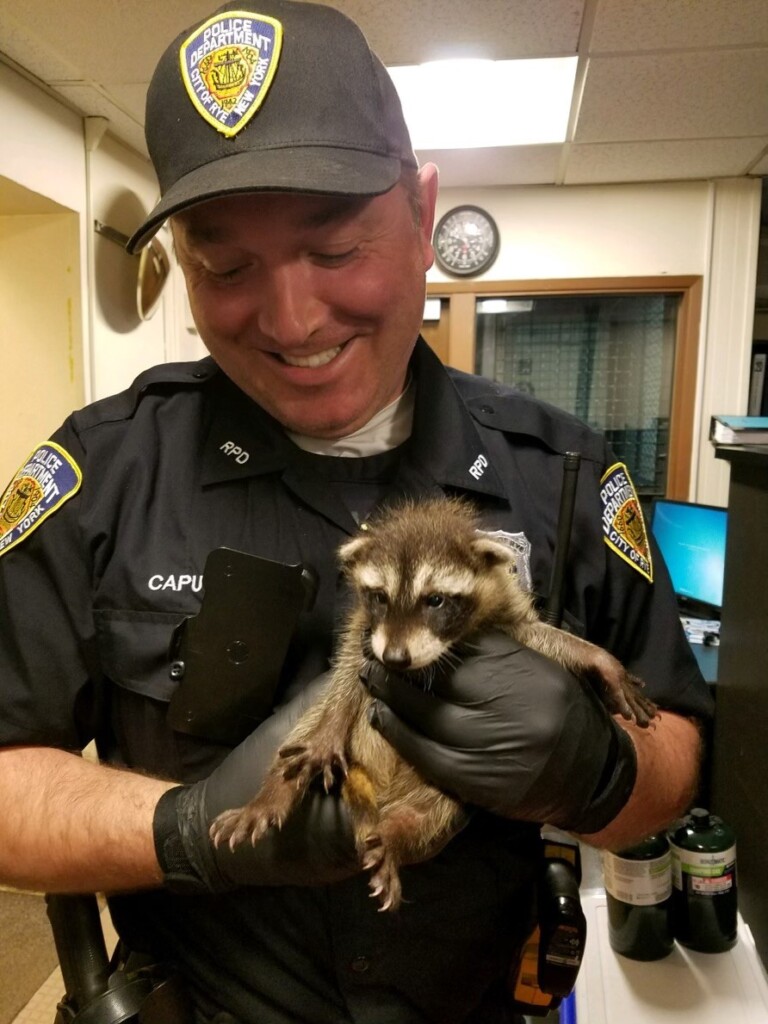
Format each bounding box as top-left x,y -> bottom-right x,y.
127,1 -> 417,252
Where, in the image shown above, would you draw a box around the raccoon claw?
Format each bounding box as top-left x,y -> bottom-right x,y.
278,744 -> 348,789
209,805 -> 280,851
361,834 -> 402,911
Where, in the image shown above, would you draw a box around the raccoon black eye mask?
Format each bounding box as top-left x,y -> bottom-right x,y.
210,496 -> 654,910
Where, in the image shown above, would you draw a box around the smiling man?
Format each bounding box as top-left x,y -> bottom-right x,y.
172,178 -> 437,439
0,2 -> 712,1022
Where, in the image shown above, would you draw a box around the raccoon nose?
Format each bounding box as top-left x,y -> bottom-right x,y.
382,647 -> 412,671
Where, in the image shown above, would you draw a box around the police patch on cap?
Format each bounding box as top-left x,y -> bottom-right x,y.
600,462 -> 653,582
179,10 -> 283,137
0,443 -> 82,559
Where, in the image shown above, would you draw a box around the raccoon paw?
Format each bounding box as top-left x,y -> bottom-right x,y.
361,834 -> 402,912
621,674 -> 659,728
209,803 -> 284,852
278,743 -> 348,793
600,669 -> 658,728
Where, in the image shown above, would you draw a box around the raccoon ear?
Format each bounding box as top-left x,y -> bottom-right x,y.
471,536 -> 518,571
338,534 -> 372,571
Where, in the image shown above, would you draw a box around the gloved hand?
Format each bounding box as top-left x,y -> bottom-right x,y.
361,630 -> 637,835
153,675 -> 359,893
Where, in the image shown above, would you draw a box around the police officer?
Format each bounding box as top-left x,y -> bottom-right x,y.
0,2 -> 711,1022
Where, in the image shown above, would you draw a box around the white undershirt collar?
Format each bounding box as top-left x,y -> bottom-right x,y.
287,376 -> 415,457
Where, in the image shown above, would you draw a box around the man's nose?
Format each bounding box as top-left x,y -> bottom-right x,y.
256,263 -> 321,347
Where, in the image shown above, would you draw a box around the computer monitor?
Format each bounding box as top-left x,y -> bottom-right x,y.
650,499 -> 728,617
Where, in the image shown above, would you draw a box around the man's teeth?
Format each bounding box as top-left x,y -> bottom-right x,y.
281,346 -> 342,368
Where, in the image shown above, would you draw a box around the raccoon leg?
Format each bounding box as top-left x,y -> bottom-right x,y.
521,622 -> 658,728
209,763 -> 310,851
339,764 -> 402,911
210,689 -> 360,851
354,789 -> 465,912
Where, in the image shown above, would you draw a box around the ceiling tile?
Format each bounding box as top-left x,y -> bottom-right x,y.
1,0 -> 767,191
106,83 -> 151,125
590,0 -> 768,51
418,144 -> 563,187
564,138 -> 768,185
750,151 -> 768,177
331,0 -> 585,63
576,50 -> 768,142
0,7 -> 84,82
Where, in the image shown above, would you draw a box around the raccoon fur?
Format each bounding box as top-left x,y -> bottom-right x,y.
210,496 -> 657,910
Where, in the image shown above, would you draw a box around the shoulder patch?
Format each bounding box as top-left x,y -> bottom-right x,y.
0,443 -> 82,558
600,462 -> 653,582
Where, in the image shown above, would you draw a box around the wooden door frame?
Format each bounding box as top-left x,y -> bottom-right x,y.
425,276 -> 703,499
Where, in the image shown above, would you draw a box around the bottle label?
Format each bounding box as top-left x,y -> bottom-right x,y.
669,843 -> 736,894
602,850 -> 672,906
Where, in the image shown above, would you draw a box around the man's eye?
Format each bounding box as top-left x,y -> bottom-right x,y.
209,266 -> 246,282
313,249 -> 357,267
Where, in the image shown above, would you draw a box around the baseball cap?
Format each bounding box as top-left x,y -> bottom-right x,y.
127,0 -> 417,252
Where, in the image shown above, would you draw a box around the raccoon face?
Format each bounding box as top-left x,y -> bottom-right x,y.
362,575 -> 476,670
348,557 -> 481,671
338,499 -> 520,672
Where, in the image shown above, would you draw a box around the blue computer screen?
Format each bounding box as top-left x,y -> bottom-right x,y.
650,499 -> 728,612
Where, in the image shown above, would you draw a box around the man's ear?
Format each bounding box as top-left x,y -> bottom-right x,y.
417,162 -> 439,269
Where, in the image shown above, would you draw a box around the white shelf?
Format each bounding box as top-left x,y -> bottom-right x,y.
576,893 -> 768,1023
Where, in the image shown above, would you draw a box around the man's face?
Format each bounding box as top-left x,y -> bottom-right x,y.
173,166 -> 438,438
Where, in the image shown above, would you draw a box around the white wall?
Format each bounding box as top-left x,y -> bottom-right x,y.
0,209 -> 84,484
0,60 -> 761,507
87,131 -> 172,399
430,179 -> 762,506
0,62 -> 170,409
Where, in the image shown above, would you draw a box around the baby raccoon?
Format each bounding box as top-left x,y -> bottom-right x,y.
210,497 -> 657,910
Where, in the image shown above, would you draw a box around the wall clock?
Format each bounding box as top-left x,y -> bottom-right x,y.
433,205 -> 500,277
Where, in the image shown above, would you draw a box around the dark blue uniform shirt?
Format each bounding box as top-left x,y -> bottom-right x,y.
0,339 -> 712,1022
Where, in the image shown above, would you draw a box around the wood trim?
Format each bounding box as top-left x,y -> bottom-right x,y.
666,276 -> 703,499
427,276 -> 701,297
447,292 -> 476,372
426,276 -> 703,498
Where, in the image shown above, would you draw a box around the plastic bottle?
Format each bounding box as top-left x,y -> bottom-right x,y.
603,833 -> 674,960
668,807 -> 737,952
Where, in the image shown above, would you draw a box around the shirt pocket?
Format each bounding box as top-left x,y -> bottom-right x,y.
93,607 -> 230,780
94,608 -> 183,702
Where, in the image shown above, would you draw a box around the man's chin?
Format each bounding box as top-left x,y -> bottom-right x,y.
286,397 -> 391,439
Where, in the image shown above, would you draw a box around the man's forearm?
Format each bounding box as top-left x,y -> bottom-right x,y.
0,746 -> 175,893
580,710 -> 702,850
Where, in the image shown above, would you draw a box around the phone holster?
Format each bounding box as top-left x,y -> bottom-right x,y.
167,547 -> 316,744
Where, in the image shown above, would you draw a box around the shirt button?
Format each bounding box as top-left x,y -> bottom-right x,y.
350,955 -> 371,973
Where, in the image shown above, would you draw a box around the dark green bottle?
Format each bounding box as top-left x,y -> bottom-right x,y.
668,808 -> 737,953
603,834 -> 674,960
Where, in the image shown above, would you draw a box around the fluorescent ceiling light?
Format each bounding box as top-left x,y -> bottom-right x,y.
388,57 -> 578,150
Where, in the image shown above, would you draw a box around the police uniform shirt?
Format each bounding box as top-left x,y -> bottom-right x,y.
0,339 -> 712,1023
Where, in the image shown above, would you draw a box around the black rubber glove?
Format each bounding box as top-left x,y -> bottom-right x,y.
362,630 -> 637,835
153,675 -> 359,893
